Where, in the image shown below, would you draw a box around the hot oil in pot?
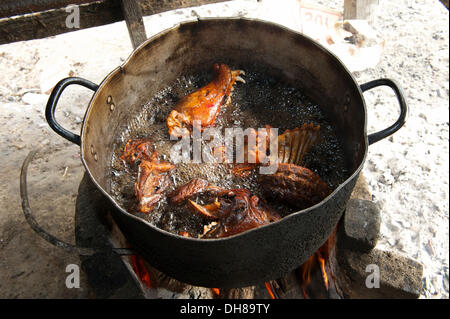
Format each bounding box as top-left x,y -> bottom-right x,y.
109,66 -> 349,237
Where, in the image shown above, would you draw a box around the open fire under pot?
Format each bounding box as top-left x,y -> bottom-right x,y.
20,18 -> 423,298
68,173 -> 422,299
20,164 -> 424,299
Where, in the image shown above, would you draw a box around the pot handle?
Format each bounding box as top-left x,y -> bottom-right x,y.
45,77 -> 99,146
360,78 -> 409,145
20,148 -> 135,256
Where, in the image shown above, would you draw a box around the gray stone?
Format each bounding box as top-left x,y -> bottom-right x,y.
21,92 -> 48,106
350,174 -> 371,201
339,199 -> 381,253
335,248 -> 424,299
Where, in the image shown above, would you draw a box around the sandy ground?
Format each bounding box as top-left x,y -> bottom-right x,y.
332,0 -> 449,298
0,0 -> 448,298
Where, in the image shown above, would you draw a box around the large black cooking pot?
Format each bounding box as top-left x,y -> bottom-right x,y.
21,18 -> 407,288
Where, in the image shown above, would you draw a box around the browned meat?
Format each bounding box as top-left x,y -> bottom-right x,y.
259,163 -> 330,209
232,123 -> 320,177
200,189 -> 281,238
121,138 -> 176,213
168,178 -> 210,205
166,63 -> 245,138
135,159 -> 175,213
231,125 -> 275,177
120,138 -> 156,166
277,123 -> 321,165
169,179 -> 280,238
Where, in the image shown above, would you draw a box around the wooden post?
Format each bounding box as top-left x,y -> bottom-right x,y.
344,0 -> 379,22
120,0 -> 147,49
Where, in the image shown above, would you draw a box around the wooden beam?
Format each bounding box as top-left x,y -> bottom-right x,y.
139,0 -> 227,14
0,1 -> 123,45
0,0 -> 94,19
121,0 -> 147,49
0,0 -> 229,46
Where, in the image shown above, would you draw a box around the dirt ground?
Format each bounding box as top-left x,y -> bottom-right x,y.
0,10 -> 132,299
0,0 -> 448,298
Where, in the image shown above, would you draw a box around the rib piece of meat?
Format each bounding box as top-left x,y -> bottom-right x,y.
232,123 -> 320,177
256,123 -> 329,209
166,63 -> 245,138
277,123 -> 321,166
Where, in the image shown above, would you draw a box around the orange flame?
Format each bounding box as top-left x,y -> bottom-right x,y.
298,254 -> 315,299
300,254 -> 315,285
130,255 -> 151,288
316,250 -> 329,291
265,282 -> 277,299
211,288 -> 220,296
298,229 -> 336,298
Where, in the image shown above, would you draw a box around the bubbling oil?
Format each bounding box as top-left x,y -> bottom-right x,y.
109,66 -> 349,237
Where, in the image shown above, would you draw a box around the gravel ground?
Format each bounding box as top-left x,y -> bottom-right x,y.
330,0 -> 449,299
0,0 -> 448,298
